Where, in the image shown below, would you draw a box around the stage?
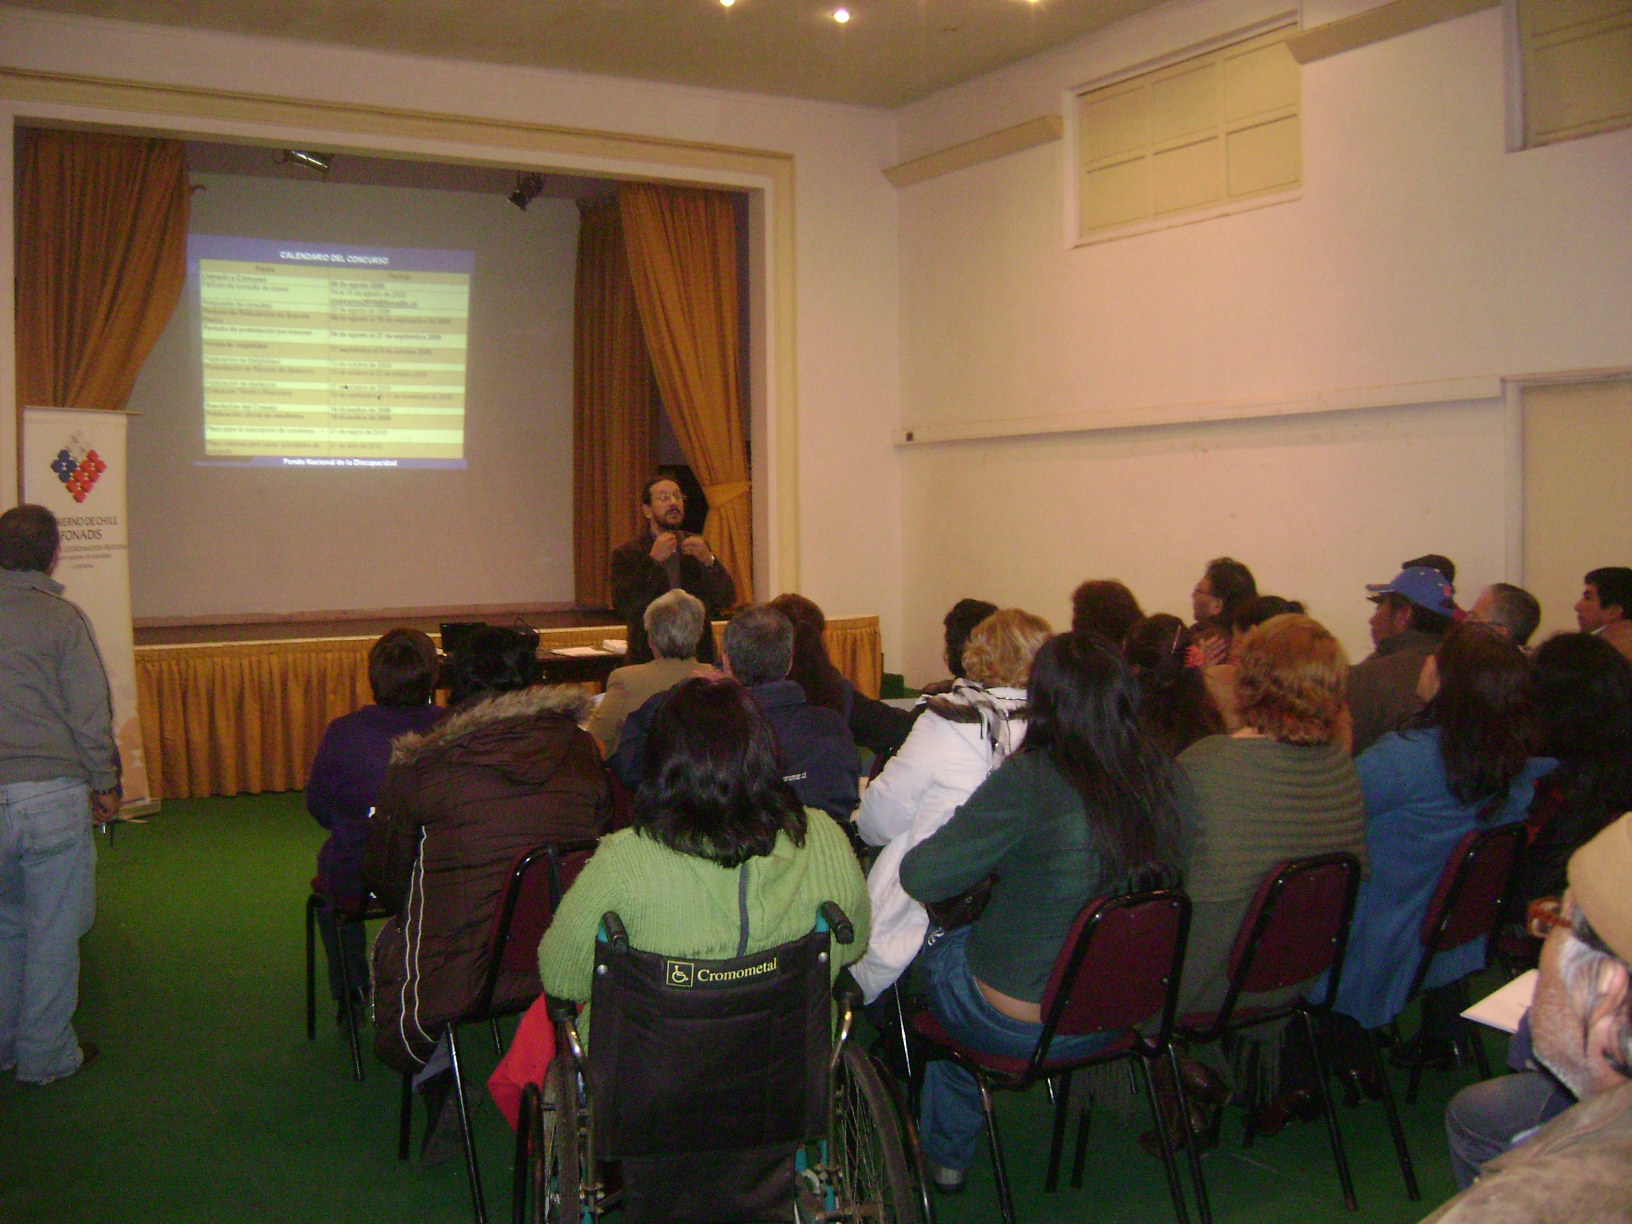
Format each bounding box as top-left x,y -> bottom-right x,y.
132,610 -> 884,800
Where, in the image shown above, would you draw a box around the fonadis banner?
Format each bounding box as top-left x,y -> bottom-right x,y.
21,406 -> 152,812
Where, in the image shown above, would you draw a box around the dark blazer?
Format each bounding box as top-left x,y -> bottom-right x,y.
609,533 -> 735,664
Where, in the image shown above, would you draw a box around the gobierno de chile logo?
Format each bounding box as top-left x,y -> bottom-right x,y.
49,440 -> 107,504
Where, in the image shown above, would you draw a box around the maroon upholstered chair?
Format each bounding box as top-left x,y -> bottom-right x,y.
911,890 -> 1198,1224
1178,853 -> 1418,1212
396,840 -> 597,1224
1398,823 -> 1527,1103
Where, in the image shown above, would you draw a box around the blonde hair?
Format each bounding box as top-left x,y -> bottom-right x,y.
961,608 -> 1054,689
1234,614 -> 1349,746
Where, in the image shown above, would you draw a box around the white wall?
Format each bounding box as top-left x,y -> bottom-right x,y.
890,0 -> 1632,678
0,6 -> 904,647
124,172 -> 579,619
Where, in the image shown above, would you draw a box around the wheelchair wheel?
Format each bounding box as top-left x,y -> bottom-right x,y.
828,1044 -> 928,1223
523,1055 -> 583,1224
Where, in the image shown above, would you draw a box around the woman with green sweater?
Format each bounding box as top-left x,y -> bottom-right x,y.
537,676 -> 870,1045
900,632 -> 1187,1192
1174,613 -> 1368,1137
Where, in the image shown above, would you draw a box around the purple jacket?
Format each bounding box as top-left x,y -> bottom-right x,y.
308,702 -> 445,904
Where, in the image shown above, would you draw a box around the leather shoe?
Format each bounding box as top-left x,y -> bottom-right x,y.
1388,1035 -> 1457,1072
1139,1091 -> 1220,1158
1175,1056 -> 1230,1107
1249,1086 -> 1321,1139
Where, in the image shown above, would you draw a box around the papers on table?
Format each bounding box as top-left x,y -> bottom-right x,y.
550,642 -> 627,658
1462,969 -> 1537,1034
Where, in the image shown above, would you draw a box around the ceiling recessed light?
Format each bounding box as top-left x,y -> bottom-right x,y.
833,7 -> 850,21
720,0 -> 734,7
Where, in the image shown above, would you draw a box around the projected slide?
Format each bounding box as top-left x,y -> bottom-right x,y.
192,237 -> 473,469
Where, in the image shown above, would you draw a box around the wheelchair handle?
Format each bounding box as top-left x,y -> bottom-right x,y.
820,901 -> 855,945
600,911 -> 630,952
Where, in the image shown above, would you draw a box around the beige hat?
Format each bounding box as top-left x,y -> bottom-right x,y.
1567,812 -> 1632,964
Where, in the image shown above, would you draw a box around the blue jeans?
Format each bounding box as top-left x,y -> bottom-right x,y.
918,926 -> 1117,1170
0,778 -> 96,1082
1445,1070 -> 1572,1190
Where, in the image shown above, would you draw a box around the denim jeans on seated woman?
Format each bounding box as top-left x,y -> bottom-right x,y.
917,925 -> 1118,1171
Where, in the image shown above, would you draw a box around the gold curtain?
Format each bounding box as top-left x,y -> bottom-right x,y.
573,194 -> 656,608
16,130 -> 191,413
619,183 -> 752,606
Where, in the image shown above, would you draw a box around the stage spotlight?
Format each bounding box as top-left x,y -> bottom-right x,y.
509,171 -> 546,211
277,149 -> 334,176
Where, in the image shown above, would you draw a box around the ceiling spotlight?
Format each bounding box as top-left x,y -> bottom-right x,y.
833,7 -> 850,21
277,149 -> 333,176
720,0 -> 734,7
509,171 -> 545,211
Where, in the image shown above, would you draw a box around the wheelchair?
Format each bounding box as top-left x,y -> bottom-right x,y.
514,902 -> 930,1224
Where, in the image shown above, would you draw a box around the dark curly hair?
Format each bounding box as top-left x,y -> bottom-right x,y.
636,677 -> 807,868
1122,614 -> 1224,756
1070,579 -> 1144,644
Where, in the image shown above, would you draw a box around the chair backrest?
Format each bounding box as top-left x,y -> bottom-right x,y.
1037,890 -> 1190,1059
1216,853 -> 1361,1021
1420,823 -> 1527,952
586,911 -> 834,1164
473,840 -> 598,1017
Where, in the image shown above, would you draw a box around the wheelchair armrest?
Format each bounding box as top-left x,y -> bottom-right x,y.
833,967 -> 865,1015
545,994 -> 580,1024
600,911 -> 629,952
820,901 -> 855,945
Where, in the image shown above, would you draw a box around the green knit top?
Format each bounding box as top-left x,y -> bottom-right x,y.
537,808 -> 870,1043
1174,734 -> 1368,1017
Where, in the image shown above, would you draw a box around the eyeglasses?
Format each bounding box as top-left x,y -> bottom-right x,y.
650,490 -> 685,505
1526,897 -> 1574,941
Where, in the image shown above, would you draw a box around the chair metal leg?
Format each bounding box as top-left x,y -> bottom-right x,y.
1167,1044 -> 1211,1224
1465,1016 -> 1492,1081
1405,1033 -> 1426,1105
305,894 -> 320,1040
449,1026 -> 488,1224
1135,1054 -> 1191,1224
1070,1092 -> 1093,1190
976,1072 -> 1016,1224
333,916 -> 365,1082
1045,1071 -> 1072,1191
891,982 -> 913,1083
1363,1031 -> 1420,1201
491,1016 -> 504,1057
398,1071 -> 414,1161
1301,1011 -> 1356,1211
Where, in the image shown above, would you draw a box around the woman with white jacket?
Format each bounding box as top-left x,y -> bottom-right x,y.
850,608 -> 1053,1003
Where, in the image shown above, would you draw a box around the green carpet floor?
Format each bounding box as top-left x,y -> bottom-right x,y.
1,795 -> 1481,1223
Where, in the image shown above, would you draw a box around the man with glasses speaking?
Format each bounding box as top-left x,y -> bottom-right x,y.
611,475 -> 735,665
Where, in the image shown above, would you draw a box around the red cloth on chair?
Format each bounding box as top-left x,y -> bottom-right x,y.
487,993 -> 558,1130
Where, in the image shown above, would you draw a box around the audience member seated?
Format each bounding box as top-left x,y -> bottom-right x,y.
306,628 -> 444,1016
770,592 -> 914,761
919,598 -> 1000,697
1122,613 -> 1224,757
1189,556 -> 1257,661
1202,595 -> 1306,730
1330,623 -> 1554,1066
1175,615 -> 1367,1136
1443,1013 -> 1573,1191
900,632 -> 1187,1192
1349,565 -> 1456,754
1420,815 -> 1632,1222
1070,578 -> 1144,645
364,625 -> 612,1157
1468,582 -> 1542,648
849,608 -> 1049,1004
537,675 -> 869,1048
1509,633 -> 1632,911
610,605 -> 861,824
1574,565 -> 1632,666
585,589 -> 705,757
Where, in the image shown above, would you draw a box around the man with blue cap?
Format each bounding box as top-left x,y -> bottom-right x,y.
1349,564 -> 1458,754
